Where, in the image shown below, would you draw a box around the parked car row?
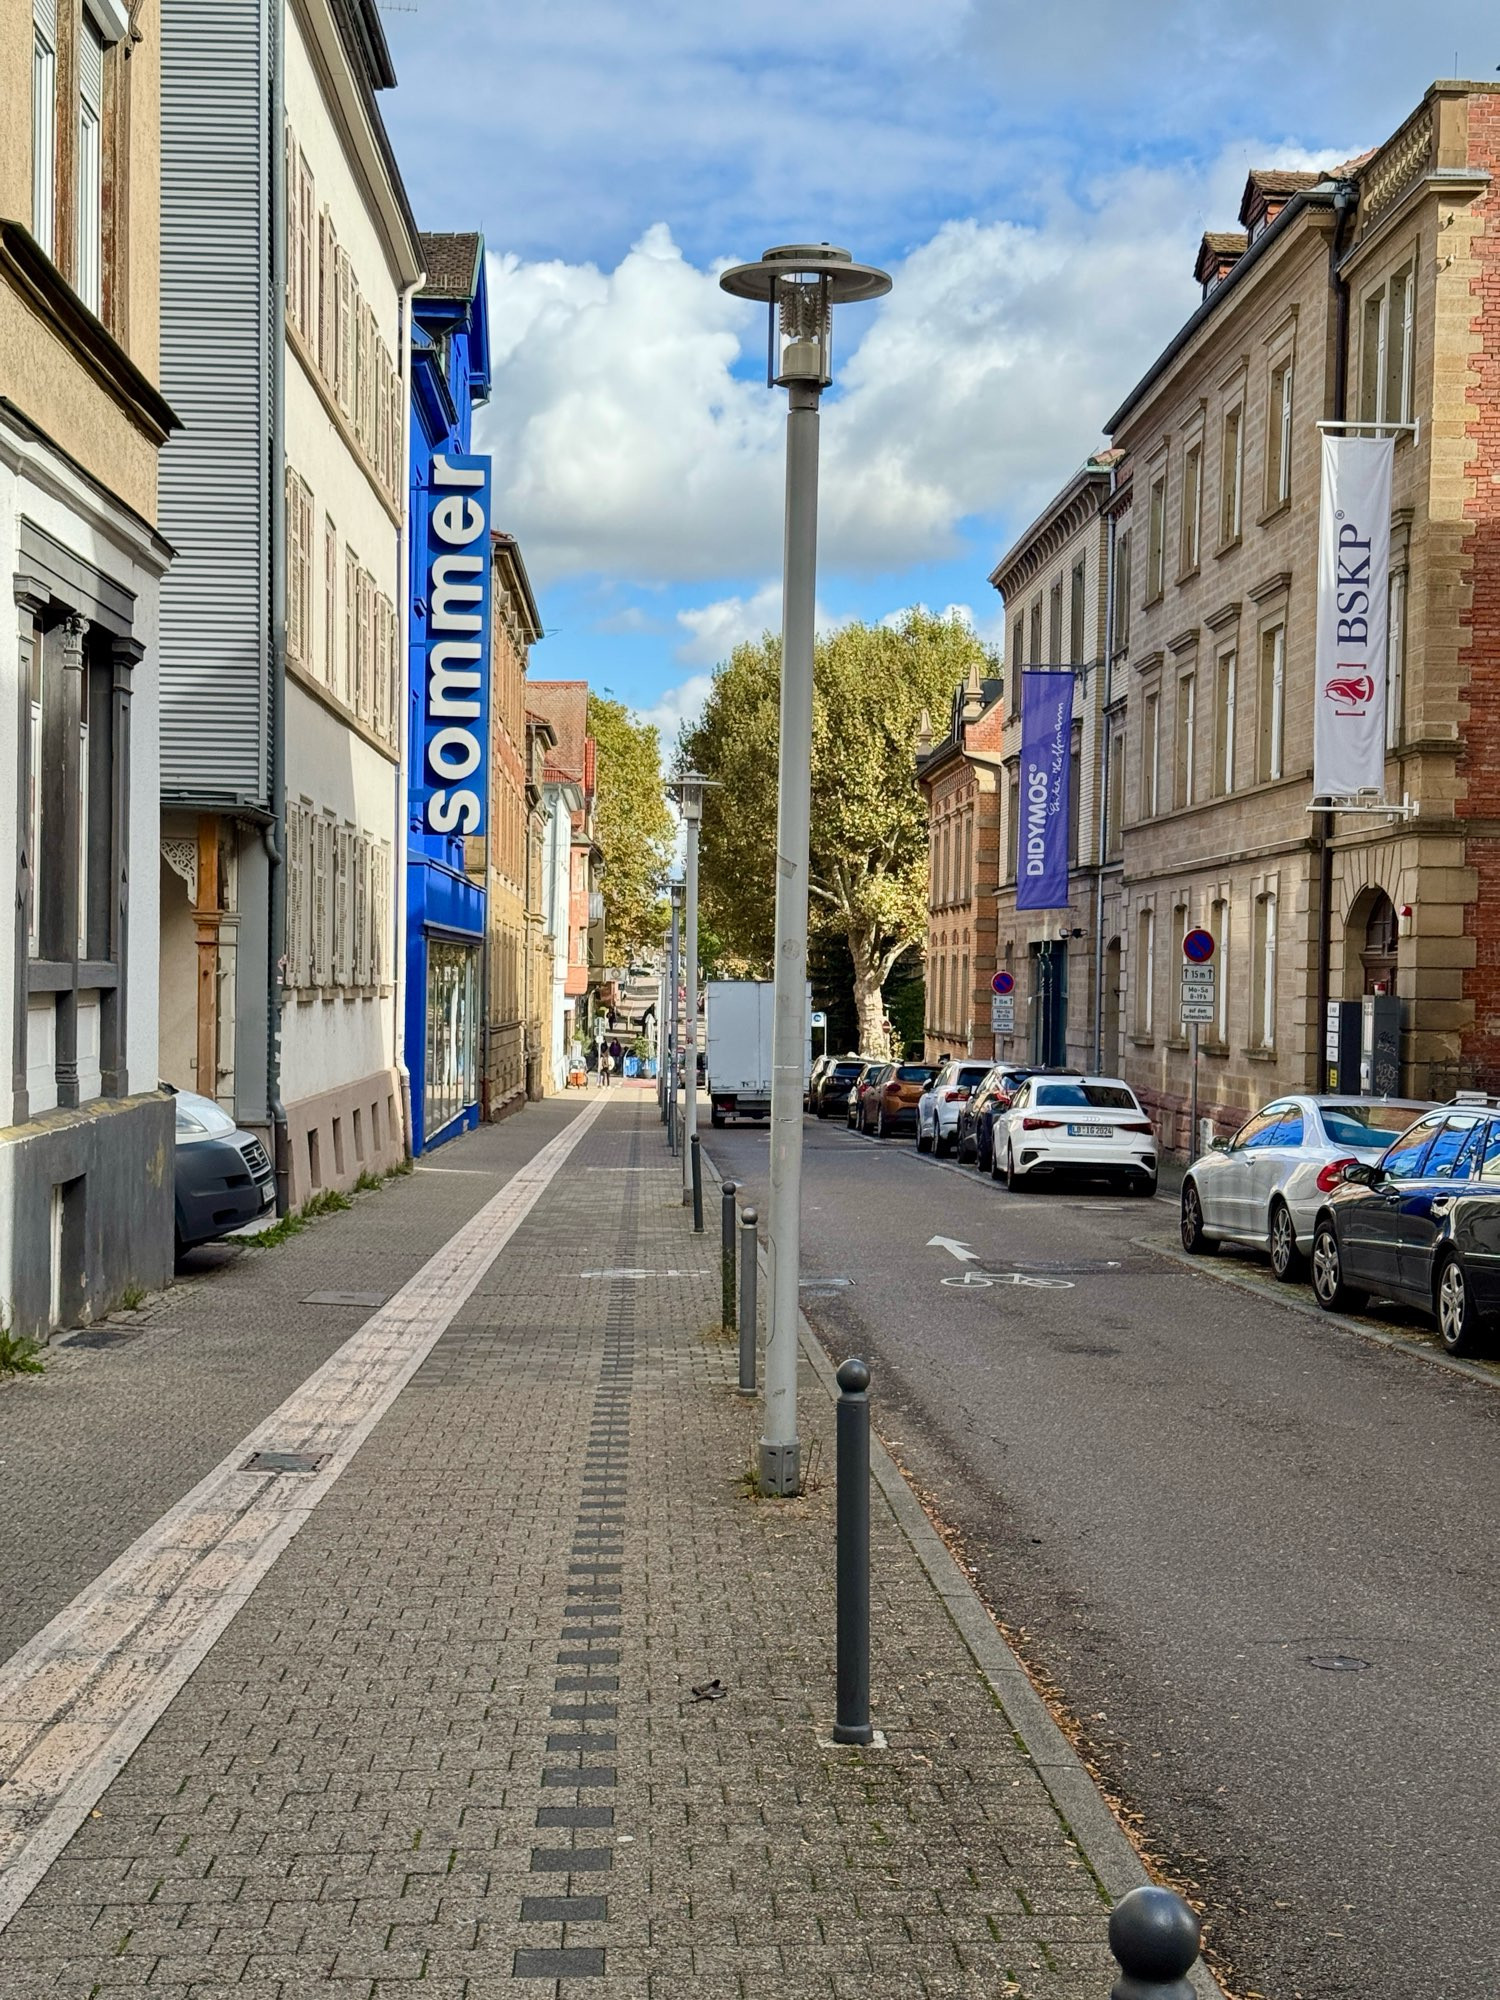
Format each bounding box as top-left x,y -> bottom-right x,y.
1179,1091 -> 1500,1356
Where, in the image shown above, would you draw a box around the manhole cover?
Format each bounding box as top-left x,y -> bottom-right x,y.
1306,1655 -> 1372,1672
241,1450 -> 332,1475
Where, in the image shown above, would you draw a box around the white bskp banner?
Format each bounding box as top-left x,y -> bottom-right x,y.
1313,433 -> 1393,799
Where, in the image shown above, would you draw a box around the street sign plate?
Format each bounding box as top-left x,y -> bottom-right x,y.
1183,927 -> 1215,963
1180,965 -> 1215,988
810,1010 -> 827,1026
991,994 -> 1015,1033
991,970 -> 1016,996
1180,999 -> 1215,1023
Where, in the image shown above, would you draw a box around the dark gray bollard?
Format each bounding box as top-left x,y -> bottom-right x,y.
720,1180 -> 738,1330
1107,1885 -> 1201,2000
738,1207 -> 758,1394
832,1357 -> 873,1745
690,1134 -> 704,1233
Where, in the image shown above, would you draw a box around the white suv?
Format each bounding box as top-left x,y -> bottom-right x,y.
916,1060 -> 993,1158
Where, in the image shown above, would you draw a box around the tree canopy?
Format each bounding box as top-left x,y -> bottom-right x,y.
678,611 -> 999,1048
587,694 -> 675,966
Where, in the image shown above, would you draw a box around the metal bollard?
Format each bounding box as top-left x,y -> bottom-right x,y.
690,1134 -> 704,1233
738,1207 -> 758,1393
720,1181 -> 738,1330
1106,1885 -> 1201,2000
832,1357 -> 873,1745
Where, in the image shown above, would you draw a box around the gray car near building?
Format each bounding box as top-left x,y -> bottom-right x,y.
172,1088 -> 276,1255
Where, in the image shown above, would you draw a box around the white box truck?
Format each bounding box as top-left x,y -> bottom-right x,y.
705,980 -> 811,1126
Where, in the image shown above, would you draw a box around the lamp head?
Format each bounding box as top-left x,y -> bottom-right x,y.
719,243 -> 891,392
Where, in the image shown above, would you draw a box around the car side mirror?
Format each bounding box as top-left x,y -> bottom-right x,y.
1208,1137 -> 1230,1153
1344,1161 -> 1380,1187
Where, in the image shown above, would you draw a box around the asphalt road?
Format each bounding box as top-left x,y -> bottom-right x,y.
706,1112 -> 1500,2000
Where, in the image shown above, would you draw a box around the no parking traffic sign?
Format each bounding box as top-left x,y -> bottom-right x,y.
1182,927 -> 1215,964
991,970 -> 1015,996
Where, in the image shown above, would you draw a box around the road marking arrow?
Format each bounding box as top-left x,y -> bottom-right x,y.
927,1235 -> 979,1263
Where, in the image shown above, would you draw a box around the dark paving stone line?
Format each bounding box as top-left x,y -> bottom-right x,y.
535,1805 -> 615,1828
550,1703 -> 618,1721
514,1945 -> 605,1977
560,1626 -> 621,1641
521,1895 -> 609,1922
541,1767 -> 617,1787
556,1649 -> 621,1665
547,1732 -> 618,1751
554,1674 -> 619,1691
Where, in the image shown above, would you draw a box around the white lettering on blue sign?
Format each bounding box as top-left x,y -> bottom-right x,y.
421,454 -> 492,836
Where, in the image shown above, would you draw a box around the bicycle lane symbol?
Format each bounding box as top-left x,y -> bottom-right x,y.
940,1271 -> 1075,1289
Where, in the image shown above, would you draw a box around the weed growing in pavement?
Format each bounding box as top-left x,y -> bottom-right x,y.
737,1463 -> 764,1500
118,1284 -> 147,1312
352,1169 -> 383,1193
245,1207 -> 309,1249
302,1187 -> 353,1219
0,1320 -> 46,1377
390,1154 -> 414,1176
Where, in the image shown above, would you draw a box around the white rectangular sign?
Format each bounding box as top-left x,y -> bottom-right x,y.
991,994 -> 1015,1034
1314,433 -> 1393,798
1180,965 -> 1215,988
1180,998 -> 1216,1023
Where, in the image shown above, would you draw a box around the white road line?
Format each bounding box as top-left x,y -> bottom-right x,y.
0,1094 -> 606,1932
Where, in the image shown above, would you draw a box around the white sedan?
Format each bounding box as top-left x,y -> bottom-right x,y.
916,1059 -> 992,1157
991,1075 -> 1157,1195
1179,1094 -> 1435,1279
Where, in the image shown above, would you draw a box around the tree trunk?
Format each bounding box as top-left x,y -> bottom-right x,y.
848,932 -> 887,1055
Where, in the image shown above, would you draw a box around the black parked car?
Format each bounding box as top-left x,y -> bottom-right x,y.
172,1086 -> 276,1255
1309,1100 -> 1500,1355
811,1055 -> 868,1118
955,1064 -> 1081,1169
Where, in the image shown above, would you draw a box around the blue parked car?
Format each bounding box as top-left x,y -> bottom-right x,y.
1309,1098 -> 1500,1355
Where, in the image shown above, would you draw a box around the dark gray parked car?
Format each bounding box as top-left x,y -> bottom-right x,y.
172,1087 -> 276,1254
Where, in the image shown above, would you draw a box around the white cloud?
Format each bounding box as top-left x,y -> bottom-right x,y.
674,583 -> 786,667
631,672 -> 716,759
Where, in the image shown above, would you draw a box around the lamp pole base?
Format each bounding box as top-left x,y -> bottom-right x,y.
758,1439 -> 801,1498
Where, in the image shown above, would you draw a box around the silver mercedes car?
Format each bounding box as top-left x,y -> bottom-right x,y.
1180,1094 -> 1436,1279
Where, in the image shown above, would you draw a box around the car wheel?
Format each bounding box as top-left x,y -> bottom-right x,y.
1180,1181 -> 1217,1254
935,1130 -> 952,1159
1311,1221 -> 1367,1314
1435,1253 -> 1489,1356
1268,1200 -> 1303,1281
816,1101 -> 828,1120
876,1107 -> 888,1139
710,1108 -> 725,1128
1005,1145 -> 1026,1193
957,1133 -> 975,1164
917,1119 -> 932,1153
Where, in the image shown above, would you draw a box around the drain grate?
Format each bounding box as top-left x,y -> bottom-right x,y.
241,1449 -> 332,1475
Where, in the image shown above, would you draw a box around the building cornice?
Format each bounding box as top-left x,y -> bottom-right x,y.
0,219 -> 180,447
989,462 -> 1113,598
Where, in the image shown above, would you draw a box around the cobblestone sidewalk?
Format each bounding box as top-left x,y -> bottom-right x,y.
0,1091 -> 1168,1998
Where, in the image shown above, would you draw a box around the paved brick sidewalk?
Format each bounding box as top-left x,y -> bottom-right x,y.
0,1090 -> 1147,1998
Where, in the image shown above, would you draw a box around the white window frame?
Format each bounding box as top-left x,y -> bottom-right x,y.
1386,567 -> 1407,751
1221,405 -> 1243,544
1136,907 -> 1155,1037
32,0 -> 56,257
1274,360 -> 1294,506
1215,645 -> 1236,796
1176,670 -> 1196,808
1212,898 -> 1230,1044
76,12 -> 105,314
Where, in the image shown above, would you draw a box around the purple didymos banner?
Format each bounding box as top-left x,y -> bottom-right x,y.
1015,670 -> 1074,912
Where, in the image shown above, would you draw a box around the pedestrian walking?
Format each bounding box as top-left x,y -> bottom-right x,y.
600,1049 -> 614,1088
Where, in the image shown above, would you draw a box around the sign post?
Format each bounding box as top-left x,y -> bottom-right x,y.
990,969 -> 1016,1044
1181,929 -> 1215,1157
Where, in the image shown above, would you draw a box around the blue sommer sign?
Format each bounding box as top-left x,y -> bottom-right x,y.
1015,670 -> 1073,912
418,452 -> 493,836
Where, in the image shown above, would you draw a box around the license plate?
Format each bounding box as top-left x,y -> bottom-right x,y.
259,1185 -> 275,1209
1068,1124 -> 1113,1139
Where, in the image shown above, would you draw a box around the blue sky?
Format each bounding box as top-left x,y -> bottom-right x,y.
377,1 -> 1495,746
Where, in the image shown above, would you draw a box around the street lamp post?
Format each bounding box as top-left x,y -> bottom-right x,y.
667,880 -> 683,1147
671,772 -> 711,1206
719,244 -> 891,1496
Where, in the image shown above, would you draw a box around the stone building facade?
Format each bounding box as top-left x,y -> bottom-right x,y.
483,529 -> 543,1119
1100,85 -> 1500,1147
989,454 -> 1119,1072
1,0 -> 179,1334
916,670 -> 1004,1059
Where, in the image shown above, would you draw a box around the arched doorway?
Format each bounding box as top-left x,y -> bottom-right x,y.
1345,887 -> 1398,996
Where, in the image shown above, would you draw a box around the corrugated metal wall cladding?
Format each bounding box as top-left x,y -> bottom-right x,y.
158,0 -> 272,805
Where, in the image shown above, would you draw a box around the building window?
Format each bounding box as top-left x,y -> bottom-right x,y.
1257,622 -> 1285,782
1048,578 -> 1063,663
285,131 -> 317,348
1180,441 -> 1202,573
1135,907 -> 1155,1036
1175,670 -> 1196,809
1147,475 -> 1166,600
1105,716 -> 1124,860
1267,359 -> 1294,508
1069,730 -> 1082,866
323,516 -> 338,687
1360,262 -> 1415,429
1213,646 -> 1236,797
26,631 -> 43,956
32,0 -> 56,256
1386,567 -> 1407,750
1211,896 -> 1230,1044
1252,891 -> 1278,1049
1069,557 -> 1086,664
1028,598 -> 1042,667
1112,527 -> 1131,654
1006,769 -> 1019,881
285,469 -> 314,670
1220,406 -> 1243,545
1142,689 -> 1160,818
76,13 -> 104,313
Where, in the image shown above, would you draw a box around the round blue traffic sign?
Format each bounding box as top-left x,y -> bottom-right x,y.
1183,927 -> 1215,964
991,970 -> 1015,996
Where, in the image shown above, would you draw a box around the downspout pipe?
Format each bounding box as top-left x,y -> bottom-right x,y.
1315,178 -> 1360,1083
266,0 -> 289,1213
1094,468 -> 1119,1071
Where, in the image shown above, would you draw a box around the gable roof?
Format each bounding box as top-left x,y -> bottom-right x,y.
419,232 -> 482,301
